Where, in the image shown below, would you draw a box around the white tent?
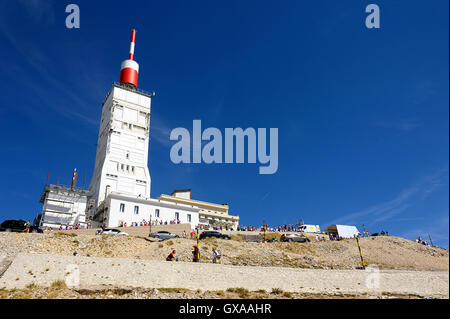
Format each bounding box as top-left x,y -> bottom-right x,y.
325,224 -> 360,238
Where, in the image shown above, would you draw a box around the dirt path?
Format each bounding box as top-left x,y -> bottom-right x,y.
1,253 -> 448,298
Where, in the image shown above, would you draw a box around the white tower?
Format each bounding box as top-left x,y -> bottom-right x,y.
89,29 -> 153,210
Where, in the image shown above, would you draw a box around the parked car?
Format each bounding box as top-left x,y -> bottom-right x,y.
149,231 -> 179,239
102,228 -> 128,236
280,233 -> 310,243
199,231 -> 231,240
0,219 -> 43,233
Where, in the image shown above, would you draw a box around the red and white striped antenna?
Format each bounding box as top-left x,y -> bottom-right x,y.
120,29 -> 139,89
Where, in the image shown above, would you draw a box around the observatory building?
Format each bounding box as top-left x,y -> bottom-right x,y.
87,30 -> 202,229
39,30 -> 239,230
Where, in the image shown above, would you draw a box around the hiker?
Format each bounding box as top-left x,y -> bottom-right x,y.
192,245 -> 200,262
24,220 -> 31,233
182,230 -> 186,238
212,248 -> 222,264
166,250 -> 177,261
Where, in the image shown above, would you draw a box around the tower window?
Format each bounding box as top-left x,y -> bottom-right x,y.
134,206 -> 139,215
187,214 -> 191,222
155,209 -> 160,218
120,203 -> 125,212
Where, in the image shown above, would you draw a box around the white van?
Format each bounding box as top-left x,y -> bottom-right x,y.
299,224 -> 321,233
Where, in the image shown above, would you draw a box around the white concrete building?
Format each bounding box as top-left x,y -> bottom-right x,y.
87,30 -> 202,229
91,192 -> 199,229
39,184 -> 88,229
158,189 -> 239,229
88,83 -> 152,209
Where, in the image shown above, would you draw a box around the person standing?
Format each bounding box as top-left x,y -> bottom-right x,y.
192,245 -> 200,262
23,220 -> 31,233
212,247 -> 222,264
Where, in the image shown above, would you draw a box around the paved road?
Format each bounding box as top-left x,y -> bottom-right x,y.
1,253 -> 448,298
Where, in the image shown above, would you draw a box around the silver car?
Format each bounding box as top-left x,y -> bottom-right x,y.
102,228 -> 128,236
149,231 -> 179,239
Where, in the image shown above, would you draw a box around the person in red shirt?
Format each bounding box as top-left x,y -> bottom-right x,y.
166,250 -> 177,261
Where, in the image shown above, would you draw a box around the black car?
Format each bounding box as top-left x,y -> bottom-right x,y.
199,231 -> 231,240
0,219 -> 43,233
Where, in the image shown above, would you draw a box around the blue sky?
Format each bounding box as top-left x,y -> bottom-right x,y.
0,1 -> 448,247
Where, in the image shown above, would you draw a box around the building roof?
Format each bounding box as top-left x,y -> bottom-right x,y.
39,184 -> 89,203
170,189 -> 192,196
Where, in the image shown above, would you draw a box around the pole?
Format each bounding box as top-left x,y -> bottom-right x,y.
263,220 -> 266,243
149,215 -> 152,236
196,228 -> 200,262
355,237 -> 366,269
428,233 -> 434,247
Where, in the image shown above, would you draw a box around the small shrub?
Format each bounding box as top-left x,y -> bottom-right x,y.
226,287 -> 249,298
50,280 -> 67,289
230,235 -> 244,242
54,232 -> 77,237
256,289 -> 266,293
271,288 -> 283,295
166,240 -> 174,246
26,283 -> 37,289
158,288 -> 189,293
282,291 -> 292,298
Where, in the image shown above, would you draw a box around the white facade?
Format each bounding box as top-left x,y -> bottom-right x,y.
95,192 -> 199,229
299,224 -> 321,233
158,190 -> 239,229
325,224 -> 360,238
39,185 -> 88,229
88,84 -> 152,210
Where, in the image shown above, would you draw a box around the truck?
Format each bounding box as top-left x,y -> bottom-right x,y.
298,224 -> 321,233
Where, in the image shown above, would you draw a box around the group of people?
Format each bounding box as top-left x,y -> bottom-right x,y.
57,223 -> 84,231
237,224 -> 301,233
417,236 -> 430,246
166,246 -> 222,264
118,219 -> 182,228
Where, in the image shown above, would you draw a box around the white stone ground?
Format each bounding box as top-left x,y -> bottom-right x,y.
1,253 -> 448,298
